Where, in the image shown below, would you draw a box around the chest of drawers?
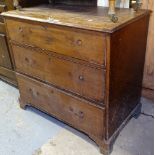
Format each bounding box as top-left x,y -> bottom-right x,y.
2,5 -> 150,155
0,0 -> 17,85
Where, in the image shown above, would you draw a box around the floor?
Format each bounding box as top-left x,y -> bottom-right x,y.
0,80 -> 154,155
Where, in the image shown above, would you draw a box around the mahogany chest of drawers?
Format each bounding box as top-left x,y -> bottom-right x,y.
2,5 -> 150,154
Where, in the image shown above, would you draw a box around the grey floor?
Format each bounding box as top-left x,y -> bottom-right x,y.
0,80 -> 154,155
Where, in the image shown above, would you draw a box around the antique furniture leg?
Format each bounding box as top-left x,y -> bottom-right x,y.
19,97 -> 27,110
108,0 -> 118,23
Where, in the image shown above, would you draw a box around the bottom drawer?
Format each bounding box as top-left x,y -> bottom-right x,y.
17,73 -> 105,139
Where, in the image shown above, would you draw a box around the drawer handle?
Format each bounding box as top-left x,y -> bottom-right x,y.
29,88 -> 40,97
79,75 -> 84,81
74,111 -> 84,119
69,107 -> 84,119
78,111 -> 84,119
25,58 -> 36,65
76,39 -> 82,46
19,27 -> 23,32
25,57 -> 29,63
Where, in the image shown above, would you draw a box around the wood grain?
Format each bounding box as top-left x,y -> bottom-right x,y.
17,73 -> 105,139
4,5 -> 150,154
2,5 -> 150,33
55,0 -> 97,6
12,44 -> 105,103
0,0 -> 17,86
6,18 -> 106,65
107,14 -> 149,138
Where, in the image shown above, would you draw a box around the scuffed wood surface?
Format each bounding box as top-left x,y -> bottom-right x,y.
2,5 -> 149,33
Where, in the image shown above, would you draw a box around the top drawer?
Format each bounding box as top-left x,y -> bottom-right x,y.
5,18 -> 106,65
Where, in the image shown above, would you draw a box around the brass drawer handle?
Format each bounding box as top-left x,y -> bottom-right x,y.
76,39 -> 82,46
29,88 -> 39,97
78,111 -> 84,119
19,27 -> 23,32
79,75 -> 84,81
69,106 -> 84,119
25,57 -> 36,65
25,57 -> 29,63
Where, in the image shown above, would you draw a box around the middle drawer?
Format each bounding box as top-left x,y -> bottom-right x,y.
12,44 -> 105,103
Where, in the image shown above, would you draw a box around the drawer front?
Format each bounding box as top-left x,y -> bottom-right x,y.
12,44 -> 105,103
6,19 -> 106,65
0,34 -> 12,69
0,22 -> 5,33
17,73 -> 105,138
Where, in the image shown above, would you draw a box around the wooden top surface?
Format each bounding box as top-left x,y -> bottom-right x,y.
2,4 -> 149,33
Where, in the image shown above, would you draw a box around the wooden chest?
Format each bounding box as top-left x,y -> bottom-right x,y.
2,5 -> 150,155
0,0 -> 17,85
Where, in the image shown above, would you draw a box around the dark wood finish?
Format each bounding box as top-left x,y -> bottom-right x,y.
0,0 -> 17,86
18,0 -> 49,7
54,0 -> 97,6
6,18 -> 106,65
0,34 -> 12,69
3,5 -> 150,155
106,15 -> 150,139
11,44 -> 105,103
17,0 -> 97,7
0,1 -> 53,86
17,73 -> 105,138
2,5 -> 149,33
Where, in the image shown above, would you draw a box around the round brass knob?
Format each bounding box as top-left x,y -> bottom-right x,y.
19,27 -> 23,32
79,75 -> 84,81
25,57 -> 29,63
76,39 -> 82,46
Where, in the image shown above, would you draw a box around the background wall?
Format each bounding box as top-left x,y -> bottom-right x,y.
97,0 -> 129,8
142,0 -> 154,100
98,0 -> 154,100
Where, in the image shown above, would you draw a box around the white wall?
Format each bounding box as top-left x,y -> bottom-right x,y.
97,0 -> 109,6
97,0 -> 129,8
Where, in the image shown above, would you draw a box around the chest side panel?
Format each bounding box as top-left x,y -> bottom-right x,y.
107,15 -> 150,139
